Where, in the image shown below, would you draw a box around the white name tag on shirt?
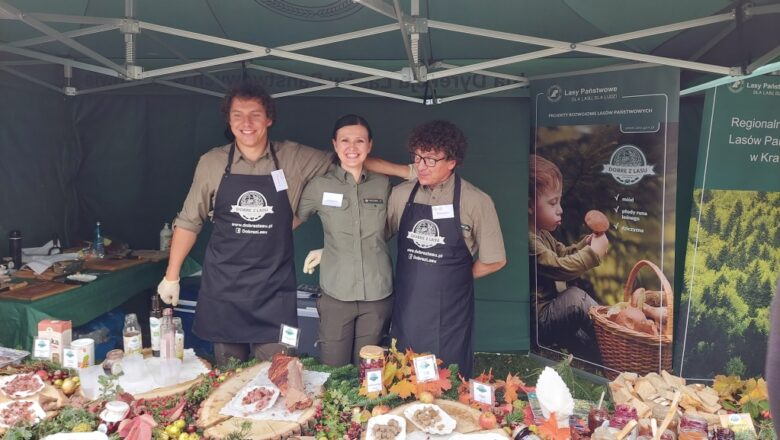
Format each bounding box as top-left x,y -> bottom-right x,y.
431,204 -> 454,219
271,169 -> 288,192
322,192 -> 344,207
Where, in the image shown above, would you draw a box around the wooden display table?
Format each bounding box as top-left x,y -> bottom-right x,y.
197,362 -> 319,440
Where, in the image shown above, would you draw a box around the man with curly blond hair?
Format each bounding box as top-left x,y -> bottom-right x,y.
387,120 -> 506,377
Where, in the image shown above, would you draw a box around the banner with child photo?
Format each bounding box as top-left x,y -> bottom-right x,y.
677,75 -> 780,380
530,66 -> 679,377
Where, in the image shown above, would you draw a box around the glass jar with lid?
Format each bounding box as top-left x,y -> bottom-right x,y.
358,345 -> 385,386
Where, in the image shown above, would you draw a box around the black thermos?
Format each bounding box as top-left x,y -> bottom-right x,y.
8,230 -> 22,269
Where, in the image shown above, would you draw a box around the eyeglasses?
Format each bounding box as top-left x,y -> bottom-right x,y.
411,152 -> 449,167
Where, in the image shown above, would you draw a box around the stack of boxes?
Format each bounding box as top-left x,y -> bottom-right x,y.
36,319 -> 72,364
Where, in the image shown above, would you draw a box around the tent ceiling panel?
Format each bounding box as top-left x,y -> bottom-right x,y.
1,0 -> 778,99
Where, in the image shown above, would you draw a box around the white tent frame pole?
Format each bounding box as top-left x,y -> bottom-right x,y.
76,70 -> 226,95
139,21 -> 404,80
25,13 -> 117,25
278,24 -> 398,51
0,44 -> 121,77
433,62 -> 527,83
0,60 -> 49,66
10,24 -> 119,48
141,51 -> 269,79
248,64 -> 425,103
392,0 -> 420,81
0,1 -> 127,76
143,32 -> 229,90
435,82 -> 527,104
428,19 -> 733,77
353,0 -> 397,20
426,48 -> 568,80
690,22 -> 735,61
0,66 -> 64,93
749,45 -> 780,73
529,62 -> 657,81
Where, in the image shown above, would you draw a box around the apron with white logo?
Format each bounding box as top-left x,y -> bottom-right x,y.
391,175 -> 475,376
193,143 -> 297,343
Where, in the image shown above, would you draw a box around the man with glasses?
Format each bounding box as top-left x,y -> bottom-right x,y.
386,120 -> 506,377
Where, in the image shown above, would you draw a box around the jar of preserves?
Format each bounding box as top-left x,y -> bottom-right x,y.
588,407 -> 609,432
678,415 -> 708,440
358,345 -> 385,385
102,349 -> 124,375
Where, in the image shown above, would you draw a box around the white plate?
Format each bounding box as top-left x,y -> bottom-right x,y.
367,414 -> 407,440
0,400 -> 46,428
0,373 -> 46,398
403,403 -> 456,435
235,385 -> 280,415
67,274 -> 97,283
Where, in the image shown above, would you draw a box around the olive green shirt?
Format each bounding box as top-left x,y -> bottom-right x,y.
387,174 -> 506,264
297,167 -> 392,301
173,140 -> 333,234
529,229 -> 601,311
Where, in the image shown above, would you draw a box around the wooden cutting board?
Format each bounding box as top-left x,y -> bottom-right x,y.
84,258 -> 147,271
0,281 -> 77,301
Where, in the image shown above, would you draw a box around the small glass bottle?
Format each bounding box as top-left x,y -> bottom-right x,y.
159,223 -> 172,251
160,308 -> 175,359
94,221 -> 106,258
150,294 -> 163,357
122,314 -> 142,355
173,316 -> 184,360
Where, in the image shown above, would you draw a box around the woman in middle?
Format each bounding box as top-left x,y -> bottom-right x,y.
297,114 -> 393,366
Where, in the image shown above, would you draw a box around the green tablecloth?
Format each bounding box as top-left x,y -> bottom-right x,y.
0,258 -> 200,351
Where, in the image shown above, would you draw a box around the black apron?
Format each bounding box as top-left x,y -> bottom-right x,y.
391,175 -> 475,377
193,143 -> 297,343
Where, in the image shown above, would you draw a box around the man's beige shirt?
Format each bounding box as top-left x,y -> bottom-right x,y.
387,173 -> 506,264
173,141 -> 333,233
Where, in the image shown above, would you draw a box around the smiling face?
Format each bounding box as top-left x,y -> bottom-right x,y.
532,186 -> 563,232
228,97 -> 273,151
333,124 -> 372,171
414,148 -> 456,187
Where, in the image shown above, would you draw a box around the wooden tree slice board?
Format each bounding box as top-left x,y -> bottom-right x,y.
197,362 -> 320,440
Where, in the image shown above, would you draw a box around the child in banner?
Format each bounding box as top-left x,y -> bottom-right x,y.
528,154 -> 608,362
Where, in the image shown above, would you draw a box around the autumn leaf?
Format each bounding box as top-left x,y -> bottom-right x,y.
457,373 -> 471,403
415,368 -> 453,397
382,363 -> 398,386
713,375 -> 743,401
538,413 -> 570,440
496,373 -> 525,404
473,368 -> 495,384
390,379 -> 417,399
739,378 -> 769,405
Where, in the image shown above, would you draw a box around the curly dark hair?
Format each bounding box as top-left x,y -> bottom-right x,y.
220,81 -> 276,123
407,120 -> 467,165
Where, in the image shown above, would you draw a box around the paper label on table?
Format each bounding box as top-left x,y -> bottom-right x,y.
366,368 -> 383,393
322,192 -> 344,207
721,413 -> 756,434
412,354 -> 438,383
62,347 -> 79,369
271,169 -> 288,192
470,380 -> 495,405
33,339 -> 50,360
431,204 -> 454,219
279,324 -> 299,348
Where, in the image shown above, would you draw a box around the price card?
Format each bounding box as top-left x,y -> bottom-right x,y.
412,354 -> 438,383
33,338 -> 51,360
62,347 -> 78,369
271,169 -> 288,192
279,324 -> 300,348
365,368 -> 383,393
470,380 -> 495,405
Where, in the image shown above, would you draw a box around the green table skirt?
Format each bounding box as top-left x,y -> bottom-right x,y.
0,259 -> 201,351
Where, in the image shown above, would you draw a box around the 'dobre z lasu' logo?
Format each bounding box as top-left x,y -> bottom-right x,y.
231,190 -> 274,221
407,219 -> 445,249
602,144 -> 655,185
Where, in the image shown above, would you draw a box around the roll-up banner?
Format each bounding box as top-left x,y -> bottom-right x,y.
677,76 -> 780,380
530,66 -> 679,376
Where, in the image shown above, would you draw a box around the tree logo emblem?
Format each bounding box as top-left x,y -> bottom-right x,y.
601,144 -> 655,185
232,190 -> 274,221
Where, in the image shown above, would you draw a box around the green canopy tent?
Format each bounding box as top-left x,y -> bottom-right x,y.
1,0 -> 779,353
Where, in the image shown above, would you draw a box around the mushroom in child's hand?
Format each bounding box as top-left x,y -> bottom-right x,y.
585,210 -> 610,234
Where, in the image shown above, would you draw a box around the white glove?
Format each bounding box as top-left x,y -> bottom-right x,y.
157,277 -> 180,306
303,249 -> 323,274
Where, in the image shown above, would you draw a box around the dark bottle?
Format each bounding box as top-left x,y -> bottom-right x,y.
150,294 -> 163,357
8,230 -> 22,270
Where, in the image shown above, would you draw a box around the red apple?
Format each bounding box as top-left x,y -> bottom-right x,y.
372,405 -> 390,417
35,369 -> 49,382
479,411 -> 497,430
